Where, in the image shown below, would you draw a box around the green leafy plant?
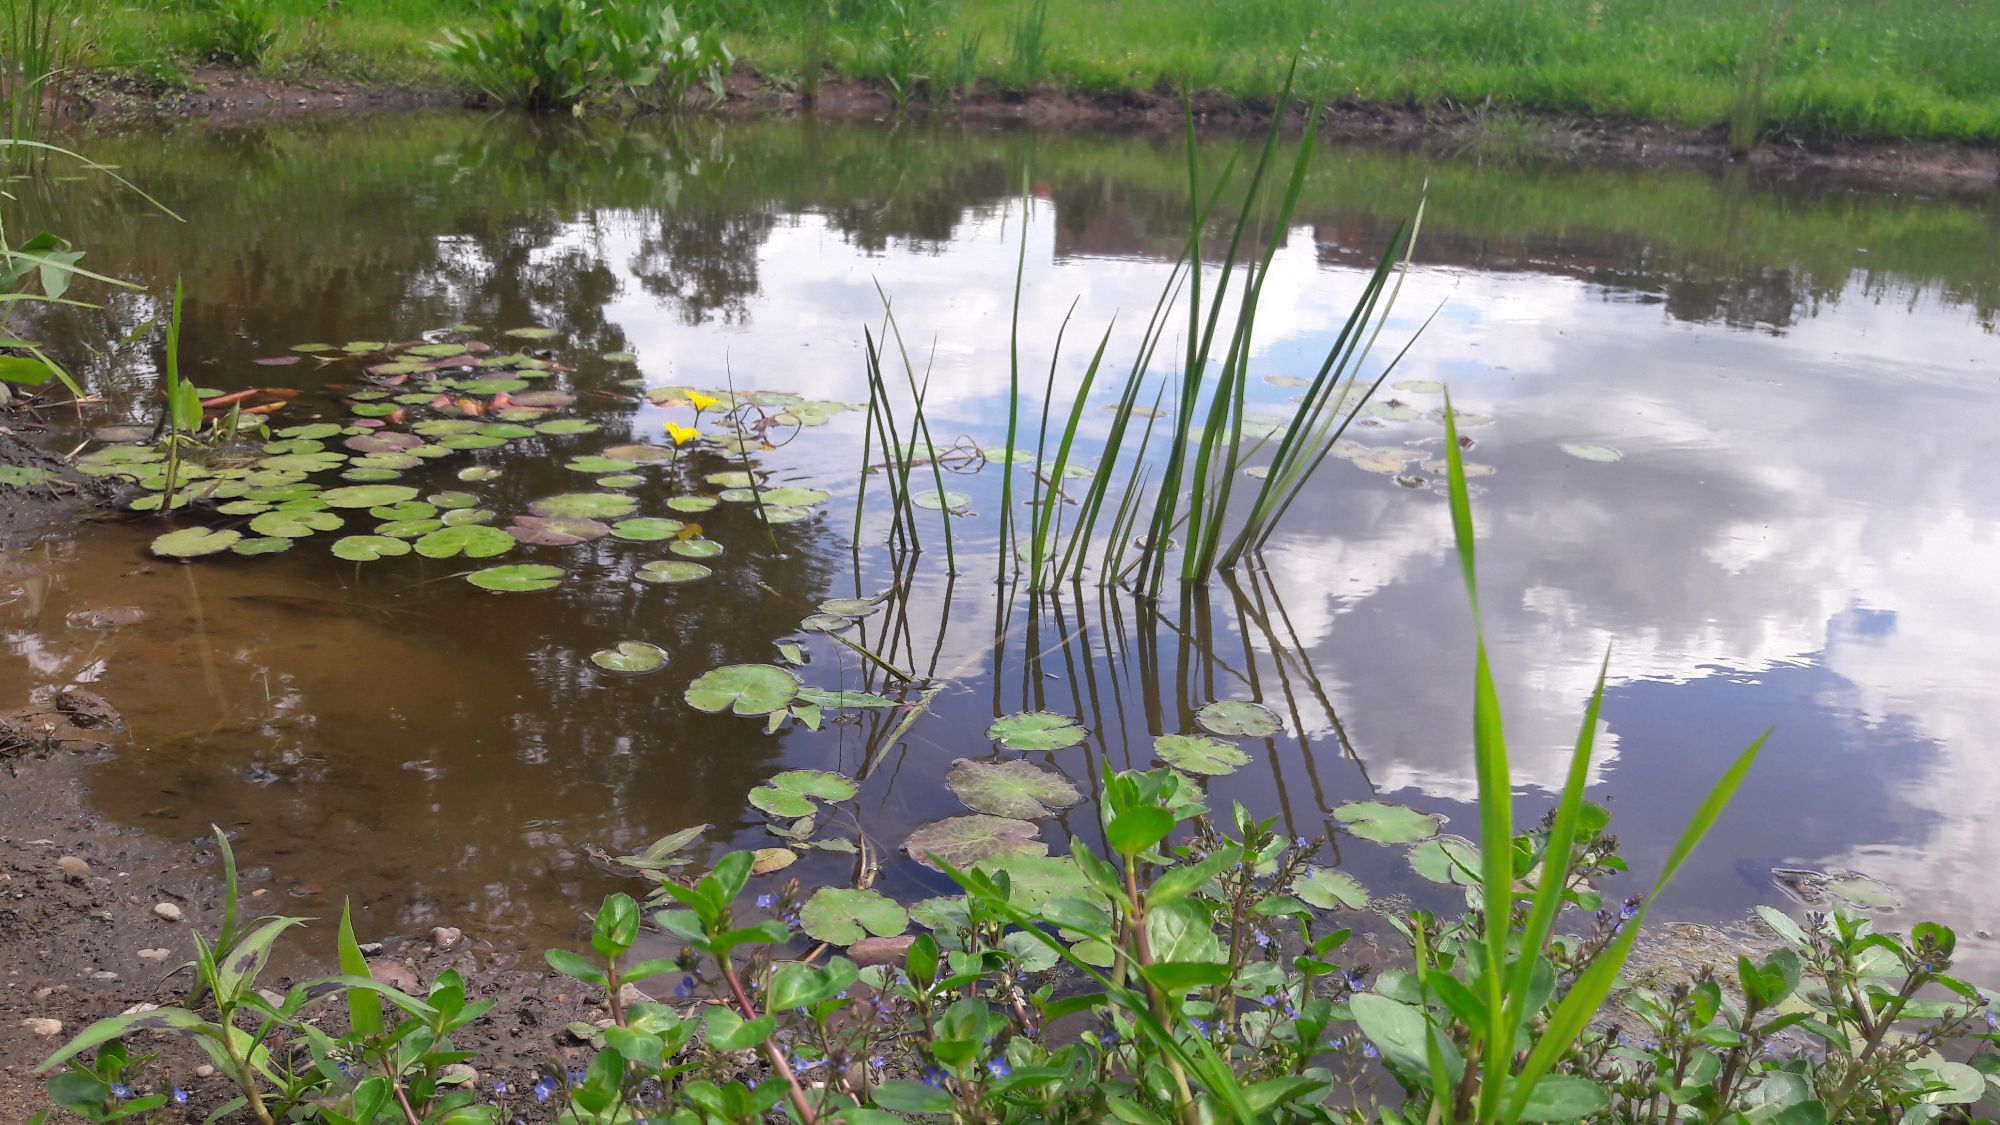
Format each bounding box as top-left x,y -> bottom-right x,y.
1005,0 -> 1047,90
433,0 -> 730,112
205,0 -> 278,68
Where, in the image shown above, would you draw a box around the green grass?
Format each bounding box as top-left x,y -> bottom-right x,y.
64,0 -> 2000,144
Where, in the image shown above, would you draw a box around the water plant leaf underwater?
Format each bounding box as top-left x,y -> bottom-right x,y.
591,641 -> 667,674
798,887 -> 908,945
1408,834 -> 1482,885
1195,699 -> 1282,738
529,492 -> 638,520
414,524 -> 514,559
1152,734 -> 1250,776
945,759 -> 1082,820
636,560 -> 710,583
987,711 -> 1088,751
464,563 -> 565,592
150,526 -> 241,558
1294,868 -> 1371,910
1332,801 -> 1445,845
684,664 -> 799,717
903,815 -> 1047,870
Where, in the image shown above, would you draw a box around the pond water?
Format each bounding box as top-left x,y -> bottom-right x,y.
4,112 -> 1998,966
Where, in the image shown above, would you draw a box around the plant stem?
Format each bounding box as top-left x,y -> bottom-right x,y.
718,956 -> 819,1124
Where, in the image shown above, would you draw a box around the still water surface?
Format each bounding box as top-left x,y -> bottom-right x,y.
4,113 -> 1997,963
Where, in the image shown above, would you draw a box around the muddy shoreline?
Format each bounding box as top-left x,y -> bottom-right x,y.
67,65 -> 2000,190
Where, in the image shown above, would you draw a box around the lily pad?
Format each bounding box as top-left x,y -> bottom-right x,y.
1333,801 -> 1444,845
508,515 -> 610,545
946,759 -> 1082,819
669,539 -> 722,559
404,342 -> 468,358
798,887 -> 908,945
511,390 -> 575,408
428,491 -> 479,509
1826,872 -> 1900,911
1294,868 -> 1371,910
794,689 -> 895,709
636,560 -> 710,583
1393,379 -> 1444,394
592,641 -> 667,674
610,518 -> 684,541
503,326 -> 558,340
1196,700 -> 1282,738
799,614 -> 853,632
601,351 -> 638,363
529,492 -> 637,520
758,506 -> 813,525
230,537 -> 293,556
536,419 -> 600,436
705,471 -> 754,488
376,519 -> 444,539
1560,443 -> 1623,463
564,456 -> 633,474
458,466 -> 503,482
817,597 -> 882,618
684,664 -> 799,716
331,535 -> 412,562
250,509 -> 343,538
369,500 -> 437,521
772,770 -> 858,802
151,526 -> 242,559
415,524 -> 514,559
344,432 -> 424,454
1409,835 -> 1482,885
465,564 -> 565,592
912,489 -> 970,511
905,816 -> 1046,871
761,486 -> 830,507
441,507 -> 495,526
751,848 -> 795,875
319,485 -> 420,509
987,711 -> 1088,751
1153,734 -> 1250,776
667,497 -> 717,513
595,474 -> 645,488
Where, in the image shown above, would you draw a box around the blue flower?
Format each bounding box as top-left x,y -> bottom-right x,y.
1253,928 -> 1271,949
1189,1017 -> 1214,1038
569,1070 -> 586,1084
1987,1008 -> 1998,1029
109,1084 -> 130,1100
756,894 -> 774,909
172,1088 -> 188,1105
1619,902 -> 1638,922
1343,971 -> 1367,992
987,1058 -> 1012,1079
869,1055 -> 887,1070
1295,837 -> 1311,850
674,975 -> 697,999
1362,1042 -> 1379,1059
921,1066 -> 948,1089
492,1082 -> 508,1094
533,1076 -> 556,1103
1258,994 -> 1279,1006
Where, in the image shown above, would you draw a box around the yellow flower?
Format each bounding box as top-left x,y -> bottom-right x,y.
686,390 -> 722,412
663,421 -> 699,446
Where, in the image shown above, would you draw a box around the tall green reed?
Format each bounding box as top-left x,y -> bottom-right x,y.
1,0 -> 80,152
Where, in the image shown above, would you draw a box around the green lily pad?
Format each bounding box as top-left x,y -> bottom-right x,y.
667,496 -> 717,513
800,613 -> 853,632
718,488 -> 758,503
592,641 -> 667,674
503,326 -> 558,340
905,815 -> 1046,871
669,539 -> 722,559
465,563 -> 565,592
761,486 -> 830,507
1153,734 -> 1250,776
817,597 -> 883,618
1196,700 -> 1282,738
610,518 -> 684,541
332,535 -> 412,562
1826,872 -> 1900,911
1294,868 -> 1370,910
320,485 -> 420,509
1393,379 -> 1444,394
369,500 -> 437,522
564,456 -> 633,473
946,759 -> 1082,819
798,887 -> 908,945
705,471 -> 754,488
684,664 -> 799,716
230,537 -> 293,556
441,507 -> 495,526
151,526 -> 242,559
376,519 -> 444,539
458,466 -> 503,482
438,434 -> 506,451
1409,835 -> 1482,885
637,560 -> 710,583
250,509 -> 343,538
535,419 -> 599,436
403,342 -> 468,358
747,786 -> 814,819
794,689 -> 895,709
595,474 -> 645,489
987,711 -> 1087,751
473,422 -> 537,439
530,492 -> 638,520
291,342 -> 335,353
1333,802 -> 1444,845
428,491 -> 479,509
257,452 -> 347,473
757,506 -> 813,524
773,769 -> 858,801
912,489 -> 970,511
415,524 -> 514,559
601,351 -> 637,362
275,423 -> 342,440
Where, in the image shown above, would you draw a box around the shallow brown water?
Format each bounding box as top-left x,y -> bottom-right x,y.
4,112 -> 1998,964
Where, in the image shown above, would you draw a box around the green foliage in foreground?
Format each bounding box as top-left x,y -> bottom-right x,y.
66,0 -> 2000,143
37,428 -> 2000,1122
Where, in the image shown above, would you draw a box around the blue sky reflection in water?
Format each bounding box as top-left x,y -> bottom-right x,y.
1,115 -> 1995,967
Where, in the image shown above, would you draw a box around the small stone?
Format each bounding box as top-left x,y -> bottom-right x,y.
370,959 -> 418,992
194,1065 -> 215,1078
439,1063 -> 477,1086
430,926 -> 463,950
358,942 -> 384,956
120,1002 -> 159,1016
21,1017 -> 61,1036
137,948 -> 171,962
617,982 -> 653,1007
153,902 -> 183,922
56,855 -> 91,881
846,935 -> 916,967
89,970 -> 119,980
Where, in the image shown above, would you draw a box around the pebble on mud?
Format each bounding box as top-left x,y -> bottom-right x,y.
153,901 -> 184,922
440,1063 -> 478,1086
137,947 -> 171,962
22,1017 -> 63,1037
195,1065 -> 215,1078
56,855 -> 91,881
371,960 -> 419,991
430,925 -> 463,949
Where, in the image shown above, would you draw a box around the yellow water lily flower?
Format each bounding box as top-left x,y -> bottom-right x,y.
663,421 -> 700,446
686,390 -> 722,412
